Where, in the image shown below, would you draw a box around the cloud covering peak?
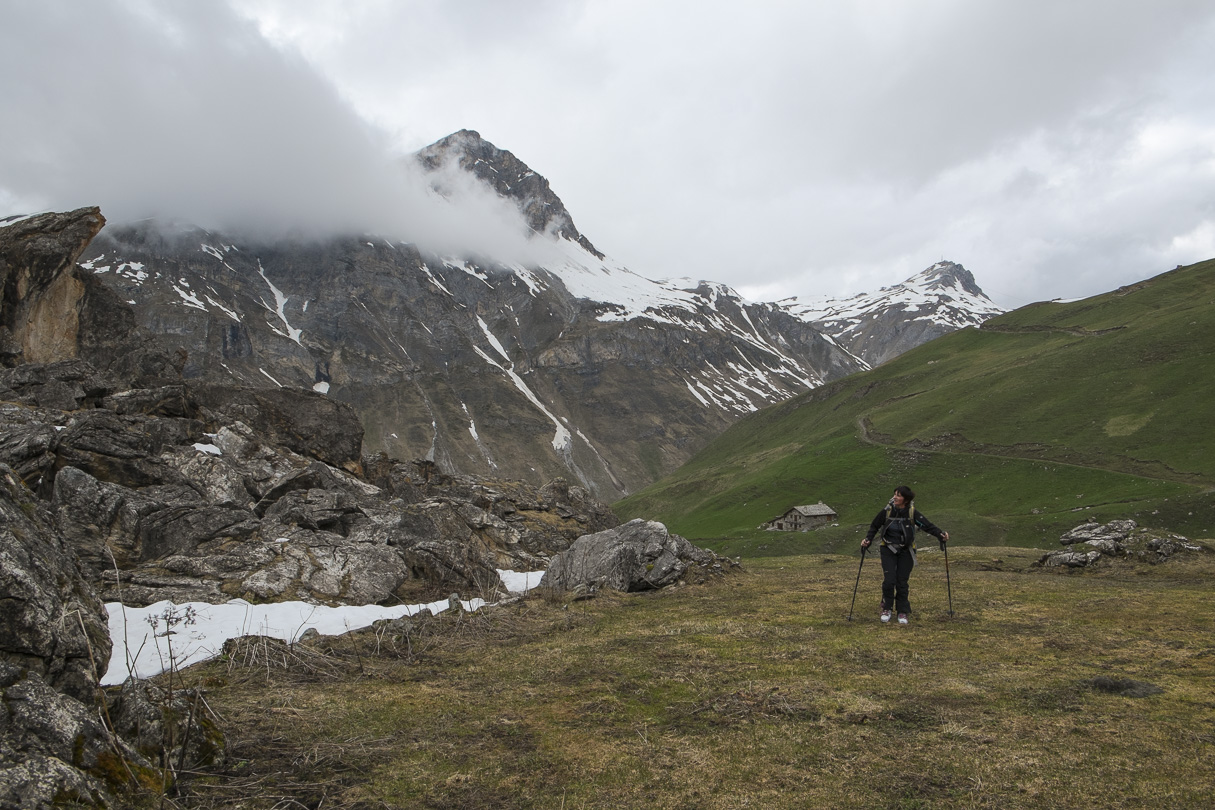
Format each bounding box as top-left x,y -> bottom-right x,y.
4,1 -> 1215,308
0,0 -> 539,259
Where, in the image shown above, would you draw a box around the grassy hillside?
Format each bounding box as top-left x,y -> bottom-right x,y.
170,547 -> 1215,809
617,259 -> 1215,553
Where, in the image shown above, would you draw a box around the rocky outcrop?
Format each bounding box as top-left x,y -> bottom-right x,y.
2,209 -> 618,610
192,384 -> 365,473
0,461 -> 164,808
8,364 -> 615,607
21,355 -> 623,610
1036,519 -> 1206,568
0,463 -> 109,703
0,209 -> 184,389
540,519 -> 736,594
0,208 -> 106,366
1,452 -> 226,808
0,662 -> 156,809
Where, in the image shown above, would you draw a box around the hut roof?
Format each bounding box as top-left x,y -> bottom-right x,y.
789,503 -> 837,517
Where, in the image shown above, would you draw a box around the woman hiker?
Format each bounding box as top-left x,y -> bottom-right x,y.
860,485 -> 949,625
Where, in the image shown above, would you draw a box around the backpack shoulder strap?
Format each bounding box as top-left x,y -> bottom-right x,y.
879,506 -> 898,546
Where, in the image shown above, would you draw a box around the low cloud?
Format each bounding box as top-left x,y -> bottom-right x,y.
5,1 -> 1215,308
0,0 -> 536,259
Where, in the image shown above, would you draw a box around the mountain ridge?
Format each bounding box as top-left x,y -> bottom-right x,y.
15,130 -> 1001,498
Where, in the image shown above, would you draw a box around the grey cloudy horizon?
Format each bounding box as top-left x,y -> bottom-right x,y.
3,0 -> 1215,310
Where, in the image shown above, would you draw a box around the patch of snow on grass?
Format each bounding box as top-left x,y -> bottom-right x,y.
100,587 -> 543,684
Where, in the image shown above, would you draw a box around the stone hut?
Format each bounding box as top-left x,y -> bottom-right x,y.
765,502 -> 838,532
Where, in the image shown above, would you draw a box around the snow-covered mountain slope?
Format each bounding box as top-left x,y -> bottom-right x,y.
779,261 -> 1004,367
70,131 -> 992,498
75,132 -> 866,499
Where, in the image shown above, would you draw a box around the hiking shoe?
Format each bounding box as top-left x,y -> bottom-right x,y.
880,610 -> 892,623
897,614 -> 909,625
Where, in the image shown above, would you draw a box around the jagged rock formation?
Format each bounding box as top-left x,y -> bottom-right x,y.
1035,519 -> 1206,568
0,462 -> 109,704
1,208 -> 619,599
0,359 -> 617,608
0,460 -> 163,808
780,261 -> 1004,367
540,518 -> 736,594
417,129 -> 605,258
0,207 -> 187,385
70,132 -> 868,500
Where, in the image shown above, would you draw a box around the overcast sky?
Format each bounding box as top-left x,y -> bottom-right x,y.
3,1 -> 1214,309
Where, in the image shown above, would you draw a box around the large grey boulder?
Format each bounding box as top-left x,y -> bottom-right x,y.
1058,519 -> 1138,552
540,518 -> 734,594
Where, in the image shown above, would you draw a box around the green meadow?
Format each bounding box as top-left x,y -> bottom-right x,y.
616,259 -> 1215,556
173,546 -> 1215,809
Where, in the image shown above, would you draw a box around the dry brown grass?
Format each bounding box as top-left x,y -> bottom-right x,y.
165,544 -> 1215,809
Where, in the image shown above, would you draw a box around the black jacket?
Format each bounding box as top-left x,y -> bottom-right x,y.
865,504 -> 944,549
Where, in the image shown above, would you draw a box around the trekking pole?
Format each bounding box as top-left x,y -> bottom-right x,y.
846,545 -> 867,621
942,540 -> 955,618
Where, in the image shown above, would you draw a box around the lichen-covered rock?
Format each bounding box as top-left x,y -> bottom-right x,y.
1036,519 -> 1207,569
1038,549 -> 1103,569
540,518 -> 736,594
0,464 -> 109,703
0,664 -> 152,810
0,466 -> 160,808
1058,519 -> 1138,548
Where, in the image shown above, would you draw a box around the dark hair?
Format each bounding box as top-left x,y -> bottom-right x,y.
894,485 -> 915,502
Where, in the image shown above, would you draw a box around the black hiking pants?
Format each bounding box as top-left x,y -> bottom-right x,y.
880,545 -> 914,615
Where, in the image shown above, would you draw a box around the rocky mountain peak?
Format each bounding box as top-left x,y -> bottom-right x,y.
781,260 -> 1004,368
415,129 -> 604,259
910,260 -> 985,298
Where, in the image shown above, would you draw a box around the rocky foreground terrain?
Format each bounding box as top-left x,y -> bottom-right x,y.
0,208 -> 736,806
